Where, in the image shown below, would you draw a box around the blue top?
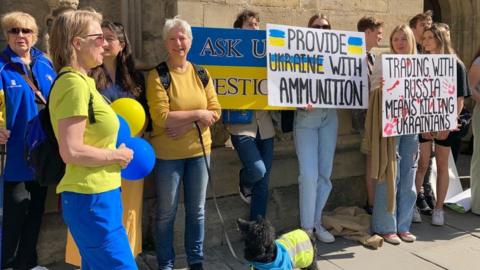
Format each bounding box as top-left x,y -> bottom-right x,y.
249,242 -> 293,270
0,46 -> 56,181
101,82 -> 135,103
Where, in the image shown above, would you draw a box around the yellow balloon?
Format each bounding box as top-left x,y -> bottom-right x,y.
111,98 -> 146,136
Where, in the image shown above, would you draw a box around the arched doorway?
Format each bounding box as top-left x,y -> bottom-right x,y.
424,0 -> 479,63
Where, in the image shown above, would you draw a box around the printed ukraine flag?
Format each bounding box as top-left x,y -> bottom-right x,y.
268,29 -> 285,47
347,36 -> 363,55
270,55 -> 324,71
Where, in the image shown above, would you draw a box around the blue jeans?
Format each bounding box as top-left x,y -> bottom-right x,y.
231,132 -> 274,220
372,134 -> 419,234
61,189 -> 137,270
294,109 -> 338,230
154,156 -> 209,270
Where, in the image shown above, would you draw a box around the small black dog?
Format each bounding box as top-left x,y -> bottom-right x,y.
237,217 -> 318,270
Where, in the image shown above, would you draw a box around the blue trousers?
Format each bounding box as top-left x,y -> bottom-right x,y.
294,109 -> 338,230
154,156 -> 209,270
231,133 -> 274,221
372,134 -> 419,234
61,188 -> 137,270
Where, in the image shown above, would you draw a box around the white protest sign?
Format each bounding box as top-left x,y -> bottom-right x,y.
266,23 -> 369,109
381,54 -> 457,137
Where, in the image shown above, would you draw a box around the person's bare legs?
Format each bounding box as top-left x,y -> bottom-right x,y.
434,145 -> 450,209
415,141 -> 432,193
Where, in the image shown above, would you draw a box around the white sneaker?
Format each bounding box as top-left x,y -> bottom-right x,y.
30,266 -> 49,270
431,208 -> 444,226
315,226 -> 335,243
412,207 -> 422,223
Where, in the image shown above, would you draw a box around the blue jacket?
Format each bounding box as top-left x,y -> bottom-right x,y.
0,46 -> 56,181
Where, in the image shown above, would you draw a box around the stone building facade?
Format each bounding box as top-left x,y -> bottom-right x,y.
1,0 -> 478,265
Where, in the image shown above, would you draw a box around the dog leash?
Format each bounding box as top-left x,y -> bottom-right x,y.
194,122 -> 247,265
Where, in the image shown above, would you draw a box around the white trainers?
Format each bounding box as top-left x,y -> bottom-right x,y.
412,207 -> 422,223
315,226 -> 335,243
30,266 -> 49,270
431,208 -> 444,226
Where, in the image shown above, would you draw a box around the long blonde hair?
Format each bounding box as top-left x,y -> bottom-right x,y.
49,10 -> 102,72
389,24 -> 417,55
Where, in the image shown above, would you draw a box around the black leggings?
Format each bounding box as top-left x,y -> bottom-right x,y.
2,181 -> 47,270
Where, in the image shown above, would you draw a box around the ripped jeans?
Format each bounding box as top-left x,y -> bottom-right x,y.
372,134 -> 419,234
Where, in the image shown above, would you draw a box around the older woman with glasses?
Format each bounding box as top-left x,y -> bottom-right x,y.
64,20 -> 147,267
49,10 -> 136,269
0,11 -> 56,270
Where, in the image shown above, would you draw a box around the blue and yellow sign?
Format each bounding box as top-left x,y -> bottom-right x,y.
188,27 -> 282,110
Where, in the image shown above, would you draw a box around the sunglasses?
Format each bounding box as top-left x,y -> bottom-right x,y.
82,33 -> 105,46
311,24 -> 331,30
8,28 -> 34,35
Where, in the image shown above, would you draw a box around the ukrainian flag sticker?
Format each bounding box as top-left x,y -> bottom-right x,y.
268,29 -> 285,47
347,36 -> 363,55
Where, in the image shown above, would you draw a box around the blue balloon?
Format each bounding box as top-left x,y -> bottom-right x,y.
121,137 -> 155,180
117,115 -> 131,147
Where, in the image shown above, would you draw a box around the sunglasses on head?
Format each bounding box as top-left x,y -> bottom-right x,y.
311,24 -> 331,30
82,33 -> 105,46
8,28 -> 33,35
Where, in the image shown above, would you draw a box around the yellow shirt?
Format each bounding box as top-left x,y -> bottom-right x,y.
49,67 -> 121,194
146,62 -> 221,160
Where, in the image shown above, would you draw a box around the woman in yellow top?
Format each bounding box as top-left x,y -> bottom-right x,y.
48,10 -> 137,269
146,16 -> 221,270
64,20 -> 145,266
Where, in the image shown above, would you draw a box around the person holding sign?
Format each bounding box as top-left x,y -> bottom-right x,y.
146,17 -> 221,270
368,24 -> 419,244
230,10 -> 276,221
468,47 -> 480,215
409,11 -> 436,213
294,13 -> 337,243
414,24 -> 470,226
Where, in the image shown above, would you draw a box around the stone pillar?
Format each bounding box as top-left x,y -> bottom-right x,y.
121,0 -> 143,59
41,0 -> 80,53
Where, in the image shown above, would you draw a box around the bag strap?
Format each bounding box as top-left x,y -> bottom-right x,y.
47,71 -> 96,124
0,52 -> 47,105
155,61 -> 210,91
155,62 -> 171,91
192,63 -> 210,88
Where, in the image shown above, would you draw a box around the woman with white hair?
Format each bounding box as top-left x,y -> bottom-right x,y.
146,17 -> 221,270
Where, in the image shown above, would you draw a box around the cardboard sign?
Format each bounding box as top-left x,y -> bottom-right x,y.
189,27 -> 281,110
266,23 -> 369,109
381,54 -> 457,137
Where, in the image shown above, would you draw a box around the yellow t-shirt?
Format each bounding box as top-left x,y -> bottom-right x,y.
49,67 -> 120,194
146,62 -> 221,160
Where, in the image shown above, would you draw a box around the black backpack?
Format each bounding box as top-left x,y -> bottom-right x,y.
25,71 -> 96,186
155,61 -> 209,91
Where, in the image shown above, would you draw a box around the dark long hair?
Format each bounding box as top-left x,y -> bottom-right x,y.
91,21 -> 141,97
